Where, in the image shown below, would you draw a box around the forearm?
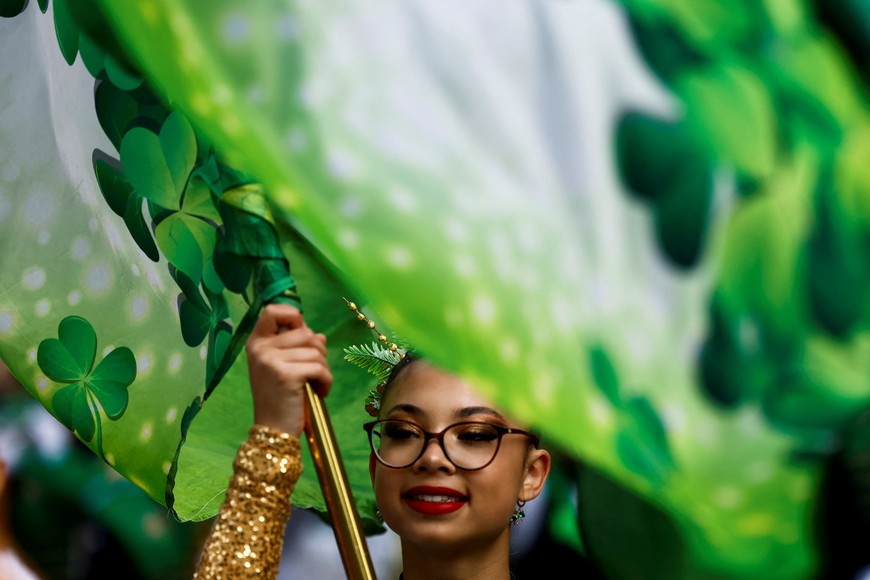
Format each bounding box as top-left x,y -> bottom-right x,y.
195,425 -> 303,579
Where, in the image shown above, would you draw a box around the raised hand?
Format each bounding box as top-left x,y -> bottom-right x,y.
246,304 -> 333,436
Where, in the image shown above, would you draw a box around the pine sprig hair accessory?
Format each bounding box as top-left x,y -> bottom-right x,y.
342,298 -> 408,417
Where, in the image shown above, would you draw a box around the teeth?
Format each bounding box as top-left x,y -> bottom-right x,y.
412,495 -> 458,503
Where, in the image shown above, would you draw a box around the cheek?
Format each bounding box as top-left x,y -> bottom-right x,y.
465,469 -> 525,530
477,454 -> 527,498
371,464 -> 401,499
371,467 -> 409,526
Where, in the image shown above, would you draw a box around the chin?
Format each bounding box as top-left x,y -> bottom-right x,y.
398,518 -> 506,555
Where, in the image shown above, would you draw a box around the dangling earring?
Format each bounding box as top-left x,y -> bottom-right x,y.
375,506 -> 383,522
510,500 -> 526,526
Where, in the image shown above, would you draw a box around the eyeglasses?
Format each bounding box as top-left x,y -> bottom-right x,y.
363,419 -> 540,471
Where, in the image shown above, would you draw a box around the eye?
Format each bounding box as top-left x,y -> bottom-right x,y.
455,424 -> 499,443
382,421 -> 422,441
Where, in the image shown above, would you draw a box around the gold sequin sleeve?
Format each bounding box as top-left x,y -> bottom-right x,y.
194,424 -> 303,579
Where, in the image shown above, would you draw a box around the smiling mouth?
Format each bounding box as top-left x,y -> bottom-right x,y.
406,494 -> 466,502
402,490 -> 468,515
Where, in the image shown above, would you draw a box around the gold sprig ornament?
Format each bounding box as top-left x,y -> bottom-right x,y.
342,298 -> 407,417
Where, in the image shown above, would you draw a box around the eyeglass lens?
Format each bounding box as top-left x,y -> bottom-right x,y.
370,420 -> 502,470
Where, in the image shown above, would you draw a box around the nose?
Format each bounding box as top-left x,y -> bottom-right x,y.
413,437 -> 455,472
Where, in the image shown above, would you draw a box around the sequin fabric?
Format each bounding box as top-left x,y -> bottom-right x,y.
194,425 -> 302,579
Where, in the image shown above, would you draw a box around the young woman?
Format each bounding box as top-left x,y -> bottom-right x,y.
195,303 -> 551,579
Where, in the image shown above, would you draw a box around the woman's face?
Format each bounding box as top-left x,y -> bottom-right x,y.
368,361 -> 549,555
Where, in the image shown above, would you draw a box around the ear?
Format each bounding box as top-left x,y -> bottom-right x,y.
519,447 -> 551,502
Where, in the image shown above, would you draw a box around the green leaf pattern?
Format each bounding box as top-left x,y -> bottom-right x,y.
38,316 -> 136,455
1,2 -> 869,578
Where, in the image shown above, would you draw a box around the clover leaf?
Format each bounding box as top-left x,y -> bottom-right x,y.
154,173 -> 221,284
588,345 -> 675,484
38,316 -> 136,447
0,0 -> 29,17
52,0 -> 80,65
120,112 -> 222,283
121,111 -> 197,211
617,397 -> 676,486
172,267 -> 230,348
94,79 -> 141,152
615,111 -> 714,270
589,345 -> 622,408
78,33 -> 143,92
94,152 -> 160,261
170,267 -> 231,388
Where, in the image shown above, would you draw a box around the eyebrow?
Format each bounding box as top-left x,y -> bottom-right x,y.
383,403 -> 422,416
383,403 -> 506,422
456,406 -> 506,421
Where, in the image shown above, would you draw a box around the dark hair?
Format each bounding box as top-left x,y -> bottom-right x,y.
385,352 -> 417,384
378,352 -> 419,411
374,352 -> 423,416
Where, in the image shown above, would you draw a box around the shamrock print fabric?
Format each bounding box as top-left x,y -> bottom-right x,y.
38,316 -> 136,455
0,2 -> 381,531
2,1 -> 869,578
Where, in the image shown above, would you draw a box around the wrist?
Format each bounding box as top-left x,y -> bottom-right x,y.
252,389 -> 306,436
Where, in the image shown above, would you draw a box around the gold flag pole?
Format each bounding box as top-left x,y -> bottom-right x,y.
304,382 -> 377,580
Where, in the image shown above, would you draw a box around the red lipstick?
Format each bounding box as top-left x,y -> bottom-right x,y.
402,486 -> 468,515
